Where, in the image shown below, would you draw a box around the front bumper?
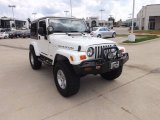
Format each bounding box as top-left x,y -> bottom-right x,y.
73,53 -> 129,75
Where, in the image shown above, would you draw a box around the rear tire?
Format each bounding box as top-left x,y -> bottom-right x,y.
29,48 -> 42,70
54,62 -> 80,97
100,66 -> 123,80
97,34 -> 101,38
112,33 -> 116,38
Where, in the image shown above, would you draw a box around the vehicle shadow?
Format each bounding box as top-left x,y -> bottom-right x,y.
39,64 -> 121,99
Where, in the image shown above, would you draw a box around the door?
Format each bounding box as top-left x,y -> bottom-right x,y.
99,28 -> 106,38
38,20 -> 49,56
104,28 -> 112,37
149,21 -> 155,30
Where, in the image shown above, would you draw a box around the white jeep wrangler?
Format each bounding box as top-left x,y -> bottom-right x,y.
29,17 -> 129,97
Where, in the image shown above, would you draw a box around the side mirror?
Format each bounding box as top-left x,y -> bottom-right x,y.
38,27 -> 44,36
47,26 -> 54,35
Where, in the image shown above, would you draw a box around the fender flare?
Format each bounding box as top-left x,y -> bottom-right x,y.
52,50 -> 71,65
30,42 -> 40,56
52,49 -> 86,65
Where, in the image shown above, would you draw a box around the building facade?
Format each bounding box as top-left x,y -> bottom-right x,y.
86,17 -> 113,28
137,4 -> 160,30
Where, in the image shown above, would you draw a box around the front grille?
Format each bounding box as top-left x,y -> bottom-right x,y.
94,44 -> 115,59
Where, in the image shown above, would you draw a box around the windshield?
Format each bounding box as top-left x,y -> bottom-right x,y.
49,19 -> 87,33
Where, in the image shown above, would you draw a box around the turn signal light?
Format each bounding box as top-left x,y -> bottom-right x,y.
80,55 -> 86,60
70,56 -> 74,61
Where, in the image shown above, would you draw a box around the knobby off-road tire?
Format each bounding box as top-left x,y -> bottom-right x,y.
54,62 -> 80,97
100,66 -> 123,80
29,48 -> 42,70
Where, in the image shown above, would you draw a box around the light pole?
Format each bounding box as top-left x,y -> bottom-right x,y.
8,5 -> 16,29
32,13 -> 37,20
70,0 -> 72,17
64,10 -> 69,17
128,0 -> 135,42
100,9 -> 105,20
131,0 -> 135,34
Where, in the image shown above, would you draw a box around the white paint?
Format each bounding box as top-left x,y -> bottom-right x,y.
128,34 -> 136,42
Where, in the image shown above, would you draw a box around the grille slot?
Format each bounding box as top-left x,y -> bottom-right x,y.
94,44 -> 114,59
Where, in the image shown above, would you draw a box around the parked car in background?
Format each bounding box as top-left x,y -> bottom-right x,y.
0,31 -> 9,39
21,30 -> 30,38
90,27 -> 116,38
8,31 -> 16,38
15,30 -> 22,38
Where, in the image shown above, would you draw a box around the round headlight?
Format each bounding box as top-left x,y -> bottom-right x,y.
87,47 -> 94,57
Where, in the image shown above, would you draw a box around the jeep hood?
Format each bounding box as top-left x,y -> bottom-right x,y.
49,33 -> 115,51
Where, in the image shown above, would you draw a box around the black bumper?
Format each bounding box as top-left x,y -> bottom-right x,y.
73,53 -> 129,75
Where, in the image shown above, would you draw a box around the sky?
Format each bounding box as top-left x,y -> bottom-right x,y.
0,0 -> 159,21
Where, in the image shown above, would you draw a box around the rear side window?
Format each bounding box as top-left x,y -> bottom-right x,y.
39,20 -> 46,35
31,22 -> 38,39
99,28 -> 106,31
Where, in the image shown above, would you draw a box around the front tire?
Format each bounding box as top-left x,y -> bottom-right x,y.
29,48 -> 42,70
100,66 -> 123,80
54,62 -> 80,97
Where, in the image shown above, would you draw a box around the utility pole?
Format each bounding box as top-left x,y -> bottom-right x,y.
70,0 -> 72,17
8,5 -> 16,29
32,13 -> 37,20
64,10 -> 69,17
100,9 -> 105,20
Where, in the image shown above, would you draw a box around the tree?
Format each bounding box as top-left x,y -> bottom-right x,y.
108,16 -> 115,24
27,18 -> 31,24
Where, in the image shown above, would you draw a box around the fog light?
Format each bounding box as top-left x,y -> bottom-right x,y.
111,48 -> 116,53
108,52 -> 114,59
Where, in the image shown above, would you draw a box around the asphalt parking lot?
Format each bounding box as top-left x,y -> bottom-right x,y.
0,38 -> 160,120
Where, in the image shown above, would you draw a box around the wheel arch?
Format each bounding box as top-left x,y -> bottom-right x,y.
53,54 -> 70,66
97,34 -> 102,38
29,42 -> 40,56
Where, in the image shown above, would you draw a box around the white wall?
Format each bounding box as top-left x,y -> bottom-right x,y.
137,4 -> 160,30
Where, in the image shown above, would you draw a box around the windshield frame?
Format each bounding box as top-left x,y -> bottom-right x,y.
48,18 -> 88,33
